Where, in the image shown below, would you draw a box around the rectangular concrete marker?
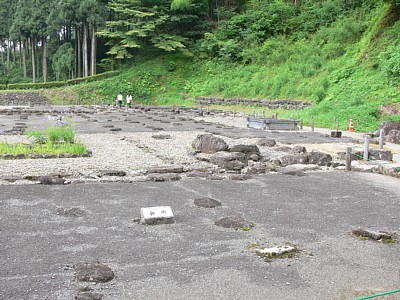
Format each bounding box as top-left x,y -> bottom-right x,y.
140,206 -> 174,225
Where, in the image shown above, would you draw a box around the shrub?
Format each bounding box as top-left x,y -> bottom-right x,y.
381,44 -> 400,78
7,81 -> 67,90
27,111 -> 76,145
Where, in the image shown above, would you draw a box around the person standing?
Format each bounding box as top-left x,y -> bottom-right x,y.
117,92 -> 123,108
126,92 -> 132,109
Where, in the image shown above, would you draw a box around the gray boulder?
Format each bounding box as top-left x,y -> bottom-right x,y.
229,144 -> 260,155
368,149 -> 393,161
257,138 -> 276,147
307,150 -> 332,166
275,146 -> 292,153
280,154 -> 308,167
220,160 -> 246,171
192,134 -> 228,154
386,129 -> 400,144
379,121 -> 400,135
229,144 -> 261,162
210,151 -> 246,164
290,145 -> 307,155
243,162 -> 277,174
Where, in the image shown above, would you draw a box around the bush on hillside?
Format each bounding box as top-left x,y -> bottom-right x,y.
381,44 -> 400,78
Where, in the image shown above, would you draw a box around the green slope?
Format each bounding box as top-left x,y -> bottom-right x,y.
44,1 -> 400,132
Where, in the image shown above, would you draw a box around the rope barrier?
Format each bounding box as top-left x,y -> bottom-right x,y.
355,289 -> 400,300
352,151 -> 400,172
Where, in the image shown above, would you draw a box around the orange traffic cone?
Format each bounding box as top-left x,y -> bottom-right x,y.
349,118 -> 354,132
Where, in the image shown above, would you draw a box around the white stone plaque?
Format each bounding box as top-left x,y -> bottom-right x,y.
140,206 -> 174,225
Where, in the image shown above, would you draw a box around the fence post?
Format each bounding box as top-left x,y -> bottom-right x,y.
300,117 -> 303,130
311,116 -> 314,132
364,135 -> 370,160
346,147 -> 352,171
379,129 -> 384,149
262,111 -> 265,118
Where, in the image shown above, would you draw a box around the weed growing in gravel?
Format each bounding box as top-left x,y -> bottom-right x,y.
0,111 -> 89,158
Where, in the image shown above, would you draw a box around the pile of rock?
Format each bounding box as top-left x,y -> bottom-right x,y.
0,92 -> 50,107
196,96 -> 311,109
191,134 -> 333,176
380,121 -> 400,144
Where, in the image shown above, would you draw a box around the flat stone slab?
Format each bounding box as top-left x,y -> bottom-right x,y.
99,170 -> 127,177
75,262 -> 115,283
278,164 -> 321,176
255,245 -> 296,258
194,197 -> 222,208
146,173 -> 181,181
351,228 -> 396,241
140,206 -> 174,225
75,292 -> 104,300
152,134 -> 172,139
147,166 -> 184,174
38,176 -> 66,185
229,174 -> 252,180
215,216 -> 254,230
56,207 -> 86,217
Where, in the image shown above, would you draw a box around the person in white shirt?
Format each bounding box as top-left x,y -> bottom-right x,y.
117,92 -> 123,108
126,92 -> 132,108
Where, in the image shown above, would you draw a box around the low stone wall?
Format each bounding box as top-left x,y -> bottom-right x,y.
196,96 -> 311,110
0,92 -> 51,107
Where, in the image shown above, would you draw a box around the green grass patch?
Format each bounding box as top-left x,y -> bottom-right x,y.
0,111 -> 89,158
0,141 -> 88,157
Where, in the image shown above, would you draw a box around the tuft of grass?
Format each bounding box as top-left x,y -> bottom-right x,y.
1,113 -> 88,158
0,141 -> 88,157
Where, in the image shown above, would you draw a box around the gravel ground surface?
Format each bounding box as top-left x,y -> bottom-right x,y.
0,108 -> 399,184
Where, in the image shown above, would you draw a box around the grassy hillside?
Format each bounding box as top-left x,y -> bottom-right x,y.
44,1 -> 400,132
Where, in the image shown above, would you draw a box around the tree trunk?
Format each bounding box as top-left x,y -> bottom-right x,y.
90,24 -> 97,76
7,38 -> 10,74
42,36 -> 47,83
13,42 -> 16,65
31,38 -> 36,83
19,41 -> 22,68
22,40 -> 27,80
0,38 -> 4,65
26,37 -> 30,56
73,26 -> 77,78
36,40 -> 40,80
83,22 -> 88,77
77,26 -> 81,78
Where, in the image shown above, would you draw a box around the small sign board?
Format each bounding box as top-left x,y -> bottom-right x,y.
140,206 -> 174,225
